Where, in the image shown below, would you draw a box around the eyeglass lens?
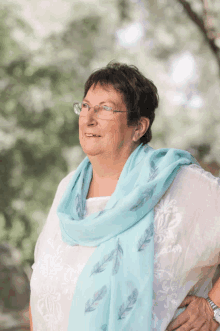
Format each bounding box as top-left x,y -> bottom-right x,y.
78,103 -> 114,120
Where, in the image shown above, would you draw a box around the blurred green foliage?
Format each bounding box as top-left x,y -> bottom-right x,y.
0,4 -> 83,266
0,0 -> 220,271
0,1 -> 118,267
0,1 -> 220,328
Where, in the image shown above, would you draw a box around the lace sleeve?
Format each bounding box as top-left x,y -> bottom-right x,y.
168,164 -> 220,267
31,170 -> 76,269
152,164 -> 220,330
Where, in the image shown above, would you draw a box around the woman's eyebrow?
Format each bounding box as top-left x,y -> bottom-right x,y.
83,99 -> 117,107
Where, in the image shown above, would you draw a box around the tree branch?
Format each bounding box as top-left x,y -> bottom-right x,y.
177,0 -> 220,73
203,0 -> 218,39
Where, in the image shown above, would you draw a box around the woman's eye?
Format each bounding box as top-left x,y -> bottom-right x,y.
103,106 -> 112,111
82,103 -> 89,108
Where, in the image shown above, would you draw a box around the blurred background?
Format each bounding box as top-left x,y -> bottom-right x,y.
0,0 -> 220,329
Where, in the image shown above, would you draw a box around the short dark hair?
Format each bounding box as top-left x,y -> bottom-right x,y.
84,62 -> 159,144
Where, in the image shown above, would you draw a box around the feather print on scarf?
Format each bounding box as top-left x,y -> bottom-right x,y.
85,286 -> 107,313
118,289 -> 139,320
137,222 -> 154,252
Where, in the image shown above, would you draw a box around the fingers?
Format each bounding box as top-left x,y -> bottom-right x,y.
166,314 -> 189,331
169,320 -> 217,331
211,320 -> 220,331
173,321 -> 207,331
167,296 -> 219,331
167,315 -> 208,331
178,296 -> 197,308
199,321 -> 208,331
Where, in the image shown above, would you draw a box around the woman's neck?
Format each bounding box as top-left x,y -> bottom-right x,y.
86,176 -> 118,199
86,144 -> 140,198
90,161 -> 123,180
87,143 -> 139,180
86,156 -> 126,199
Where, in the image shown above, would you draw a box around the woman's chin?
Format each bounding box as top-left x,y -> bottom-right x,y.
81,145 -> 103,157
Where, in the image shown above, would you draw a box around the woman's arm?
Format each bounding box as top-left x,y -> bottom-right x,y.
29,303 -> 33,331
166,165 -> 220,331
209,275 -> 220,306
28,172 -> 76,331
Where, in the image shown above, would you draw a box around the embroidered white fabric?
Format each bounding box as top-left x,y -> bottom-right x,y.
30,164 -> 220,331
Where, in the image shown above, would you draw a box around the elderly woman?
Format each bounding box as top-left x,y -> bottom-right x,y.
30,62 -> 220,331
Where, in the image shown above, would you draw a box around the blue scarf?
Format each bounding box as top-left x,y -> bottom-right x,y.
57,144 -> 197,331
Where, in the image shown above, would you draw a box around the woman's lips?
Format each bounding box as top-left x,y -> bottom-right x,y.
85,133 -> 101,137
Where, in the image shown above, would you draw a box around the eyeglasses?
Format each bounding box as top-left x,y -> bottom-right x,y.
73,102 -> 128,120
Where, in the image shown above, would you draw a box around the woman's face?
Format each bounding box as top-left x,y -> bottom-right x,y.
79,84 -> 138,160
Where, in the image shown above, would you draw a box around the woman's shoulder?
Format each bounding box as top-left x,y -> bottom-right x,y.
157,163 -> 220,217
174,163 -> 220,190
57,170 -> 76,191
51,170 -> 76,207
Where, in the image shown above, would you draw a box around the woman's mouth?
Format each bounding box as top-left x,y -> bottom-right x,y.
85,133 -> 101,137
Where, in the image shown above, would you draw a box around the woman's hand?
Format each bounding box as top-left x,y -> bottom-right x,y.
166,295 -> 219,331
29,303 -> 33,331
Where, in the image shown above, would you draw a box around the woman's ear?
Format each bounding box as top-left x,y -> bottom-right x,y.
133,117 -> 150,142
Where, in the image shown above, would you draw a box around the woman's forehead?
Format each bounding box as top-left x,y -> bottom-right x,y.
85,83 -> 124,104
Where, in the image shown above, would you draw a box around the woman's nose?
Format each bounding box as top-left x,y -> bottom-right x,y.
84,106 -> 97,124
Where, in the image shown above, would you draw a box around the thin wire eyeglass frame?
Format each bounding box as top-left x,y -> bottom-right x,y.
73,102 -> 128,116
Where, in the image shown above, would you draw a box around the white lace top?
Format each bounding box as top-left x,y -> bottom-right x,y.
30,164 -> 220,331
